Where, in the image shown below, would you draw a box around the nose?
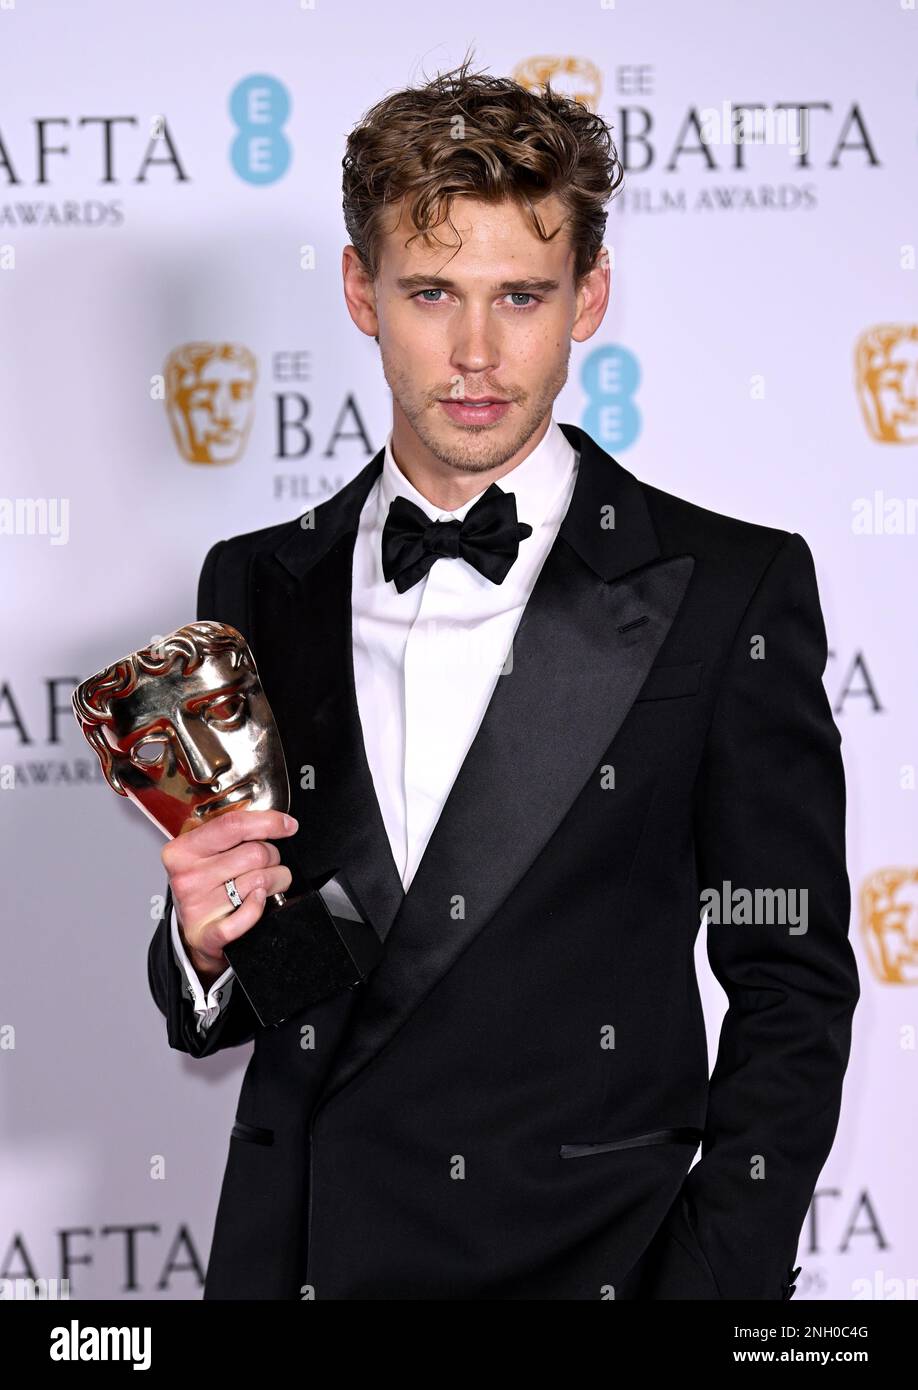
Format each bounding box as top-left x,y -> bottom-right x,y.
211,382 -> 233,424
904,362 -> 918,404
449,303 -> 500,382
172,713 -> 232,787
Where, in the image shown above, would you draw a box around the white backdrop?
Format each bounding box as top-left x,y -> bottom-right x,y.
1,0 -> 916,1300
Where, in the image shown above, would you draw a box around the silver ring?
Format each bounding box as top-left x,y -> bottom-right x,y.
224,878 -> 243,910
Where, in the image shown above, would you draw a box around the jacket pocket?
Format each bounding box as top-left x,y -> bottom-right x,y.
633,661 -> 703,702
559,1125 -> 704,1158
230,1118 -> 274,1146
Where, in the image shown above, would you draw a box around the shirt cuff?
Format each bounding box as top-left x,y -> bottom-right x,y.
169,901 -> 235,1033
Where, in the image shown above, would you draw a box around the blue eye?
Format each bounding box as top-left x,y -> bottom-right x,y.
411,289 -> 541,310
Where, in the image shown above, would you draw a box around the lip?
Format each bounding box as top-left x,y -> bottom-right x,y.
439,399 -> 512,426
195,778 -> 257,818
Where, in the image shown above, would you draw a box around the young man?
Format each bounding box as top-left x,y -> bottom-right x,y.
148,61 -> 859,1300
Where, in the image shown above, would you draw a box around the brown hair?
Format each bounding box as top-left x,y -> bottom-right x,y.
342,52 -> 623,287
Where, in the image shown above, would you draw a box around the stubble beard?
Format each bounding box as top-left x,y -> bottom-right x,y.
382,349 -> 571,477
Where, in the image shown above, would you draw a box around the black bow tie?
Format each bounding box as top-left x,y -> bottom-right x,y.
381,484 -> 533,594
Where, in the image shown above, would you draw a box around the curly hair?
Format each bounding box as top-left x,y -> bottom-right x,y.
342,52 -> 623,287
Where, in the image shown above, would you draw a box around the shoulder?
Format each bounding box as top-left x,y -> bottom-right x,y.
198,452 -> 383,574
201,515 -> 301,567
638,475 -> 790,565
633,473 -> 819,603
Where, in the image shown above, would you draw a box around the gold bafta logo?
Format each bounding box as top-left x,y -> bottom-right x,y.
165,342 -> 258,464
511,56 -> 602,111
860,868 -> 918,983
854,326 -> 918,444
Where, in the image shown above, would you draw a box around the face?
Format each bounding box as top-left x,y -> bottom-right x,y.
94,652 -> 288,839
168,350 -> 257,464
868,338 -> 918,443
343,192 -> 609,480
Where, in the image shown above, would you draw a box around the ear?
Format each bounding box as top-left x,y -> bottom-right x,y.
342,244 -> 380,340
571,246 -> 611,345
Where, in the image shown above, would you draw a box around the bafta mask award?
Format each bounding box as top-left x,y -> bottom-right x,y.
72,620 -> 381,1028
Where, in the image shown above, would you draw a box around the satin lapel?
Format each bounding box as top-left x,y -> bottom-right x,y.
252,450 -> 406,942
315,423 -> 696,1109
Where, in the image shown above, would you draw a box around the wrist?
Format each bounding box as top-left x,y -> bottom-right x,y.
177,917 -> 227,987
191,951 -> 227,989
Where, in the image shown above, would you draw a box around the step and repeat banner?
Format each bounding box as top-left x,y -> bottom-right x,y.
1,0 -> 915,1300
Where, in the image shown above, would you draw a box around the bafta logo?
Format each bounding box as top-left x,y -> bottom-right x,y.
860,867 -> 918,984
854,326 -> 918,444
511,56 -> 602,111
165,342 -> 258,464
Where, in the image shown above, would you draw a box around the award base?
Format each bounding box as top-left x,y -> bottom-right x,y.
222,889 -> 382,1029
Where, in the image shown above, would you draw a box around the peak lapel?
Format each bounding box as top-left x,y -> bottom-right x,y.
315,425 -> 696,1110
252,450 -> 407,942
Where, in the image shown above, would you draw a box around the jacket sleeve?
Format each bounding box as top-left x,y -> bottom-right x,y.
148,882 -> 261,1057
166,893 -> 236,1031
651,530 -> 860,1300
145,536 -> 262,1058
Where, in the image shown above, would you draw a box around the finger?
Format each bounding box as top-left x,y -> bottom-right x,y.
185,864 -> 293,948
168,840 -> 281,908
163,808 -> 298,870
197,885 -> 269,956
228,863 -> 293,905
182,840 -> 283,898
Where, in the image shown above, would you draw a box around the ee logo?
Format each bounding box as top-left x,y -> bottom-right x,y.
230,74 -> 291,185
581,345 -> 641,452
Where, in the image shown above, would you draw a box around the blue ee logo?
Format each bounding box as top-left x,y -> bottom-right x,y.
230,75 -> 291,185
581,346 -> 641,452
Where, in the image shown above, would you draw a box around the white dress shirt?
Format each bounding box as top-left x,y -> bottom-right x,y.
170,417 -> 580,1031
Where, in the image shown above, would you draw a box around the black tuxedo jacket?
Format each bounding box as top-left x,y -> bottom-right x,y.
148,422 -> 859,1300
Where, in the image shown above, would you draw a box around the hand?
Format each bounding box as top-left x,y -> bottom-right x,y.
161,809 -> 298,987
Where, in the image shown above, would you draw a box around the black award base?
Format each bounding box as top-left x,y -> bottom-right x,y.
222,888 -> 382,1029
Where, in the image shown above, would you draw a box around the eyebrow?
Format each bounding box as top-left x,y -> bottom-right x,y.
395,274 -> 561,295
117,682 -> 244,742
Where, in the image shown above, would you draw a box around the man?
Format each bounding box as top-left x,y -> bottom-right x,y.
148,60 -> 859,1300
